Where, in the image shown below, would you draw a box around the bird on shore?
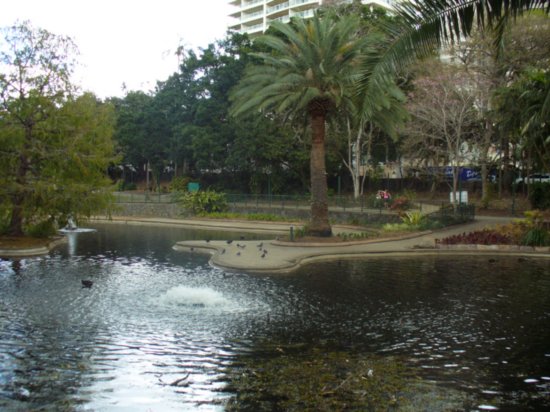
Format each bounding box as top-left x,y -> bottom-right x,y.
81,280 -> 93,288
257,242 -> 263,249
226,240 -> 233,244
221,248 -> 226,254
236,252 -> 241,256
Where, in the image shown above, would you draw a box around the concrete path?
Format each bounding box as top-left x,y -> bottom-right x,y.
172,215 -> 525,274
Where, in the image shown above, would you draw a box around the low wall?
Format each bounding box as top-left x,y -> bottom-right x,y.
113,202 -> 181,218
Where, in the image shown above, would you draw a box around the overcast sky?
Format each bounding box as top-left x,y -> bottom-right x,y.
1,0 -> 234,98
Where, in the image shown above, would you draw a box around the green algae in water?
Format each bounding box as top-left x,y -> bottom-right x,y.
224,346 -> 412,411
223,344 -> 480,411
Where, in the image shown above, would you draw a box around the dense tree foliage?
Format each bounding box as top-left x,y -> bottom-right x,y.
0,21 -> 116,236
112,33 -> 307,194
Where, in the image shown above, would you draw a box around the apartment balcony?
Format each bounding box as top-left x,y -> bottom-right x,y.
241,9 -> 264,24
267,0 -> 288,7
268,15 -> 291,24
241,0 -> 265,11
240,22 -> 265,36
229,21 -> 242,31
290,8 -> 316,19
266,1 -> 289,16
289,0 -> 319,11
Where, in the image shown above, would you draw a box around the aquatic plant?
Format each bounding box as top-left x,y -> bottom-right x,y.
224,347 -> 412,411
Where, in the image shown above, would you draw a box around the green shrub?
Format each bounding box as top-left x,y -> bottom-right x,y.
521,209 -> 550,246
116,180 -> 137,191
522,228 -> 549,246
529,183 -> 550,210
180,190 -> 228,215
26,219 -> 57,238
401,210 -> 424,226
170,176 -> 191,193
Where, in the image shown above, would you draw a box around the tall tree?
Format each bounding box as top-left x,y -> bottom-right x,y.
230,14 -> 366,237
451,12 -> 550,198
0,21 -> 116,236
359,0 -> 550,123
403,61 -> 481,203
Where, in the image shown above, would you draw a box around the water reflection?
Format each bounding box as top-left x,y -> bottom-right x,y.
0,224 -> 548,411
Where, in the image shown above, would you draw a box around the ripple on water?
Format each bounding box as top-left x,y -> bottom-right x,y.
1,233 -> 549,411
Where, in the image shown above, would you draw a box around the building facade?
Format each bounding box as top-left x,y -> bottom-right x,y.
228,0 -> 395,37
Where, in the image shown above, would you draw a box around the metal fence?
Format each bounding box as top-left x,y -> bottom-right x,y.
113,191 -> 444,215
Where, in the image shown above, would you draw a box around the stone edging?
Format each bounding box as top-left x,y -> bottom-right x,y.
0,236 -> 67,258
272,231 -> 433,248
436,243 -> 550,253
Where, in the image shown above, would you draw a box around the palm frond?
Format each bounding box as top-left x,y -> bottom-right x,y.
359,0 -> 549,124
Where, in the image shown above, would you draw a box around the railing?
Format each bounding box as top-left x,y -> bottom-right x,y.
113,192 -> 486,228
242,10 -> 264,22
269,15 -> 291,23
426,203 -> 476,225
243,0 -> 264,9
290,0 -> 317,6
291,9 -> 315,18
113,192 -> 440,214
267,1 -> 289,14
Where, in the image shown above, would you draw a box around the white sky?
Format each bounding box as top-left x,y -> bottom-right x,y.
1,0 -> 234,98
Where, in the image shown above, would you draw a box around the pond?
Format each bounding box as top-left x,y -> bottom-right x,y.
0,223 -> 549,411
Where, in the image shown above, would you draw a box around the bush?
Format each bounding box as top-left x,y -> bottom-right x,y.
439,229 -> 512,245
441,210 -> 550,246
529,183 -> 550,210
521,209 -> 550,246
180,190 -> 228,215
390,196 -> 411,214
25,219 -> 57,238
116,180 -> 137,191
170,176 -> 191,193
401,210 -> 424,226
523,228 -> 549,246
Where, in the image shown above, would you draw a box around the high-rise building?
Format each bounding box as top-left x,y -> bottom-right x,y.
228,0 -> 395,37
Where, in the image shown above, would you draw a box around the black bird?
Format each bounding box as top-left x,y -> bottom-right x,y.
488,258 -> 496,263
205,239 -> 210,243
263,249 -> 268,254
240,235 -> 246,240
237,244 -> 246,249
257,242 -> 263,249
221,248 -> 226,254
236,252 -> 241,256
81,280 -> 93,288
190,247 -> 194,252
261,253 -> 266,259
226,240 -> 233,244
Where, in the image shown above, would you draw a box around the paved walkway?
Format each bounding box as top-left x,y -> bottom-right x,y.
169,215 -> 535,273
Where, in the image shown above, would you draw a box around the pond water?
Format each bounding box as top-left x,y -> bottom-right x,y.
0,223 -> 549,411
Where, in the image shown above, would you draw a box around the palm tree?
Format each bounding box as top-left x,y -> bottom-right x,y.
230,13 -> 366,237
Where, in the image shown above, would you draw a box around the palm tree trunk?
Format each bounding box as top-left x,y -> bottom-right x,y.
308,112 -> 332,237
